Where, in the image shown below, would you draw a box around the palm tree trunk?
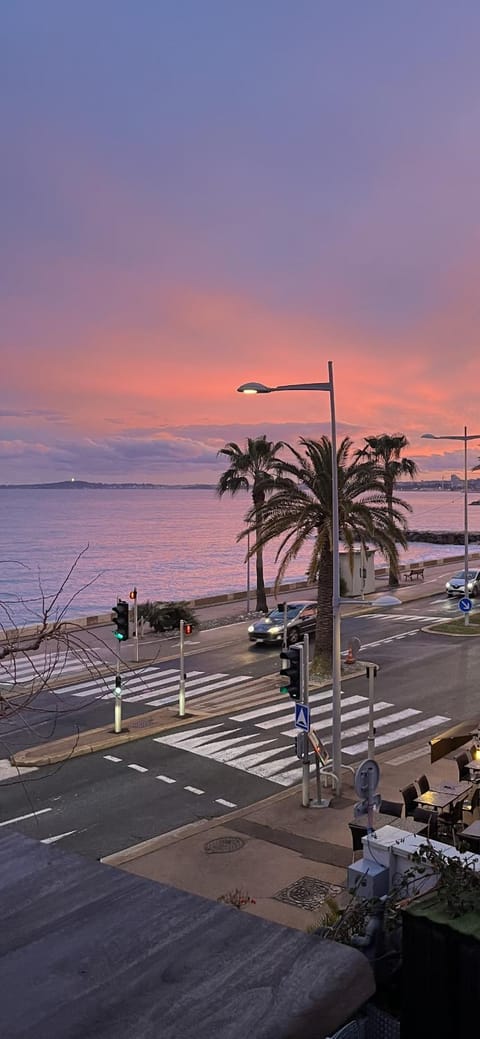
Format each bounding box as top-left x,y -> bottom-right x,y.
254,502 -> 268,612
311,549 -> 334,675
387,489 -> 399,586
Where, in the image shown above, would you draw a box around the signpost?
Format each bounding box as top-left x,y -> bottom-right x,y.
294,702 -> 310,732
459,596 -> 472,613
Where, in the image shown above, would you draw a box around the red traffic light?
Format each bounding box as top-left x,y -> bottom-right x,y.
184,622 -> 193,636
129,588 -> 137,600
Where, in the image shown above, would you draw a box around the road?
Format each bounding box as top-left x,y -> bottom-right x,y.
1,584 -> 480,859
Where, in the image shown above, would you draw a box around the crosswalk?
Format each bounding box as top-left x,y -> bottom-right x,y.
0,648 -> 102,689
154,689 -> 450,787
49,665 -> 254,709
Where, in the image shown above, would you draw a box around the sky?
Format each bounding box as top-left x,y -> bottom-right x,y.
3,0 -> 480,485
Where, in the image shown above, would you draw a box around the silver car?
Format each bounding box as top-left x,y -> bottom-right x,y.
446,569 -> 480,597
248,601 -> 317,645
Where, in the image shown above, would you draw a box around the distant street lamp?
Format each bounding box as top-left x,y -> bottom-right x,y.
237,364 -> 345,792
422,427 -> 480,625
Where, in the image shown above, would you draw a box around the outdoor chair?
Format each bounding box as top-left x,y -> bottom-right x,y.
400,783 -> 418,817
438,800 -> 464,843
417,773 -> 430,795
379,799 -> 402,818
462,785 -> 480,820
455,751 -> 471,782
413,806 -> 438,839
348,822 -> 367,863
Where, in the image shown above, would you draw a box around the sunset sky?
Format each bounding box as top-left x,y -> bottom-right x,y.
3,1 -> 480,485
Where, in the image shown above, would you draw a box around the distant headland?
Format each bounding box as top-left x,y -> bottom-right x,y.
0,480 -> 216,490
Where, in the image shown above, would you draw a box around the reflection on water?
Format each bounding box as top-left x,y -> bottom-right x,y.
0,488 -> 478,624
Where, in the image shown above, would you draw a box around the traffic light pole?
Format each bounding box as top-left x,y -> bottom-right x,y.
114,657 -> 122,734
179,619 -> 186,717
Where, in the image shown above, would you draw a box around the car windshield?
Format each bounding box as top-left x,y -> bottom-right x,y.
268,605 -> 303,622
453,571 -> 476,580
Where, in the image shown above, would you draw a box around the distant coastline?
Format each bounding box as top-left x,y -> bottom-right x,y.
0,480 -> 216,490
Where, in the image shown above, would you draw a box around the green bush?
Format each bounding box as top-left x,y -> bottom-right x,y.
137,600 -> 198,634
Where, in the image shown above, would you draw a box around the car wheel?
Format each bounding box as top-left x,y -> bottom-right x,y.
288,627 -> 300,645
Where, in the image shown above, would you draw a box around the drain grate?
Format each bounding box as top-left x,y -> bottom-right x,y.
204,836 -> 245,854
274,877 -> 343,911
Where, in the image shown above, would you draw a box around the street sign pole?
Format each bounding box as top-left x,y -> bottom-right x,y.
365,662 -> 379,759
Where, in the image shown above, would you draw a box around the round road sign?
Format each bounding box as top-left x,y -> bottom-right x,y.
459,597 -> 472,613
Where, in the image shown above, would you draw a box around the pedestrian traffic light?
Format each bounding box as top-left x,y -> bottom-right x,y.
129,588 -> 137,601
279,645 -> 302,700
112,600 -> 129,641
184,622 -> 193,636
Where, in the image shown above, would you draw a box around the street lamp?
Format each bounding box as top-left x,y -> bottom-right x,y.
422,427 -> 480,624
237,363 -> 344,792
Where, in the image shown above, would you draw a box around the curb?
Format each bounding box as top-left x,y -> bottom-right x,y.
10,706 -> 208,768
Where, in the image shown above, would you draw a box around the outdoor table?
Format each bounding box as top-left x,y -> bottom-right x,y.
429,780 -> 472,797
415,789 -> 458,811
353,813 -> 425,834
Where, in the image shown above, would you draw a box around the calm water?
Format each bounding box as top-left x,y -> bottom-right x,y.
1,488 -> 478,625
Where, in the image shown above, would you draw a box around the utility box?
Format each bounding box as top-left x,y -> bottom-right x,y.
347,858 -> 389,899
340,549 -> 375,597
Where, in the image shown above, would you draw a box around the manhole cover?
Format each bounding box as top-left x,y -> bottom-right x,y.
274,877 -> 343,911
204,837 -> 245,854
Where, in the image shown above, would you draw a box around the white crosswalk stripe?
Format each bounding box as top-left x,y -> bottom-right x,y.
64,666 -> 254,709
154,691 -> 450,786
0,648 -> 101,689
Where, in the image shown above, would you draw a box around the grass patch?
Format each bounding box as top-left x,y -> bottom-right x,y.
433,610 -> 480,635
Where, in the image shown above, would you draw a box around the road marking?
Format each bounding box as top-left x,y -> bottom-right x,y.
128,764 -> 148,773
282,706 -> 418,740
343,715 -> 450,756
0,807 -> 52,827
41,830 -> 76,844
104,755 -> 122,763
156,775 -> 176,783
259,694 -> 367,730
215,798 -> 237,808
386,746 -> 430,766
184,785 -> 204,795
231,687 -> 337,722
0,759 -> 38,779
146,675 -> 252,706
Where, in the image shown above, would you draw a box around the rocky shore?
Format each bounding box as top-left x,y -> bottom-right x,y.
408,530 -> 480,544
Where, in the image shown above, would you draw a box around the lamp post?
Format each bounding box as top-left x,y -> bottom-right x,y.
422,427 -> 480,625
237,363 -> 343,792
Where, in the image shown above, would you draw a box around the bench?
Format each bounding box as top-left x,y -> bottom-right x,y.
403,564 -> 425,581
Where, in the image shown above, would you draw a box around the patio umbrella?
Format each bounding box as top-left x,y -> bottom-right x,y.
430,718 -> 480,763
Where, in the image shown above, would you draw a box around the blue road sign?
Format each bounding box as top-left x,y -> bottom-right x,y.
459,597 -> 472,613
294,703 -> 311,732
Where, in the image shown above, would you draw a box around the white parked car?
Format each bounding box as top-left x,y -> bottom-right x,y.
445,569 -> 480,597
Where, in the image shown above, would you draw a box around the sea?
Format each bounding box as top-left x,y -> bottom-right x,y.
1,487 -> 479,626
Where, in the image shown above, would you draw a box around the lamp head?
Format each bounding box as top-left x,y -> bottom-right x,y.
237,382 -> 271,394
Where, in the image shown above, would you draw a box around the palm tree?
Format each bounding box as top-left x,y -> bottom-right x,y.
216,435 -> 285,612
356,434 -> 418,586
242,436 -> 410,674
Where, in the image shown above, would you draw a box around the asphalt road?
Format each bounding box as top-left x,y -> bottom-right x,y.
1,587 -> 480,859
0,587 -> 475,757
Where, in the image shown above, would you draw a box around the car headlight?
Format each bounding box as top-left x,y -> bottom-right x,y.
248,625 -> 255,633
446,583 -> 450,590
468,583 -> 474,592
268,625 -> 282,635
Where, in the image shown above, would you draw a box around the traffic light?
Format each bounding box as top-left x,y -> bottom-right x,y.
279,645 -> 302,700
129,588 -> 137,601
184,622 -> 193,635
112,600 -> 129,641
